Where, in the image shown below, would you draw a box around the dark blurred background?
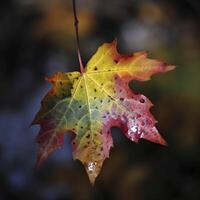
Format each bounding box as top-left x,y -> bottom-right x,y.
0,0 -> 200,199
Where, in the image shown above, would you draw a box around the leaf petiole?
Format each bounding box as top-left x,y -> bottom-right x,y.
72,0 -> 84,74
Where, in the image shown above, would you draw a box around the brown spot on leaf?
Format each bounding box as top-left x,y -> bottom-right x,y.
86,134 -> 90,139
140,98 -> 145,103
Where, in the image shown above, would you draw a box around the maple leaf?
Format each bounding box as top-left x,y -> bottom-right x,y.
32,40 -> 175,184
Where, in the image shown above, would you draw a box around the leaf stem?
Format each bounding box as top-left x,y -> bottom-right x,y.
72,0 -> 84,73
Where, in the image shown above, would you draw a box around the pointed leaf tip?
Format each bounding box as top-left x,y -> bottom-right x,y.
85,161 -> 98,185
166,65 -> 176,71
111,38 -> 117,45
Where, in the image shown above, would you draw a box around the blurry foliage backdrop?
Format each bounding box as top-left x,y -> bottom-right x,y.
0,0 -> 200,200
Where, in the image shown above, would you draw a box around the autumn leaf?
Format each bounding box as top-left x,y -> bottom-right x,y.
32,40 -> 175,184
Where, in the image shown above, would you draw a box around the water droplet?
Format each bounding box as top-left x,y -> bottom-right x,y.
87,162 -> 96,173
131,125 -> 138,133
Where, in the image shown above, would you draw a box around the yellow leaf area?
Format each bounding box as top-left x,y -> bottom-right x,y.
32,40 -> 175,184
